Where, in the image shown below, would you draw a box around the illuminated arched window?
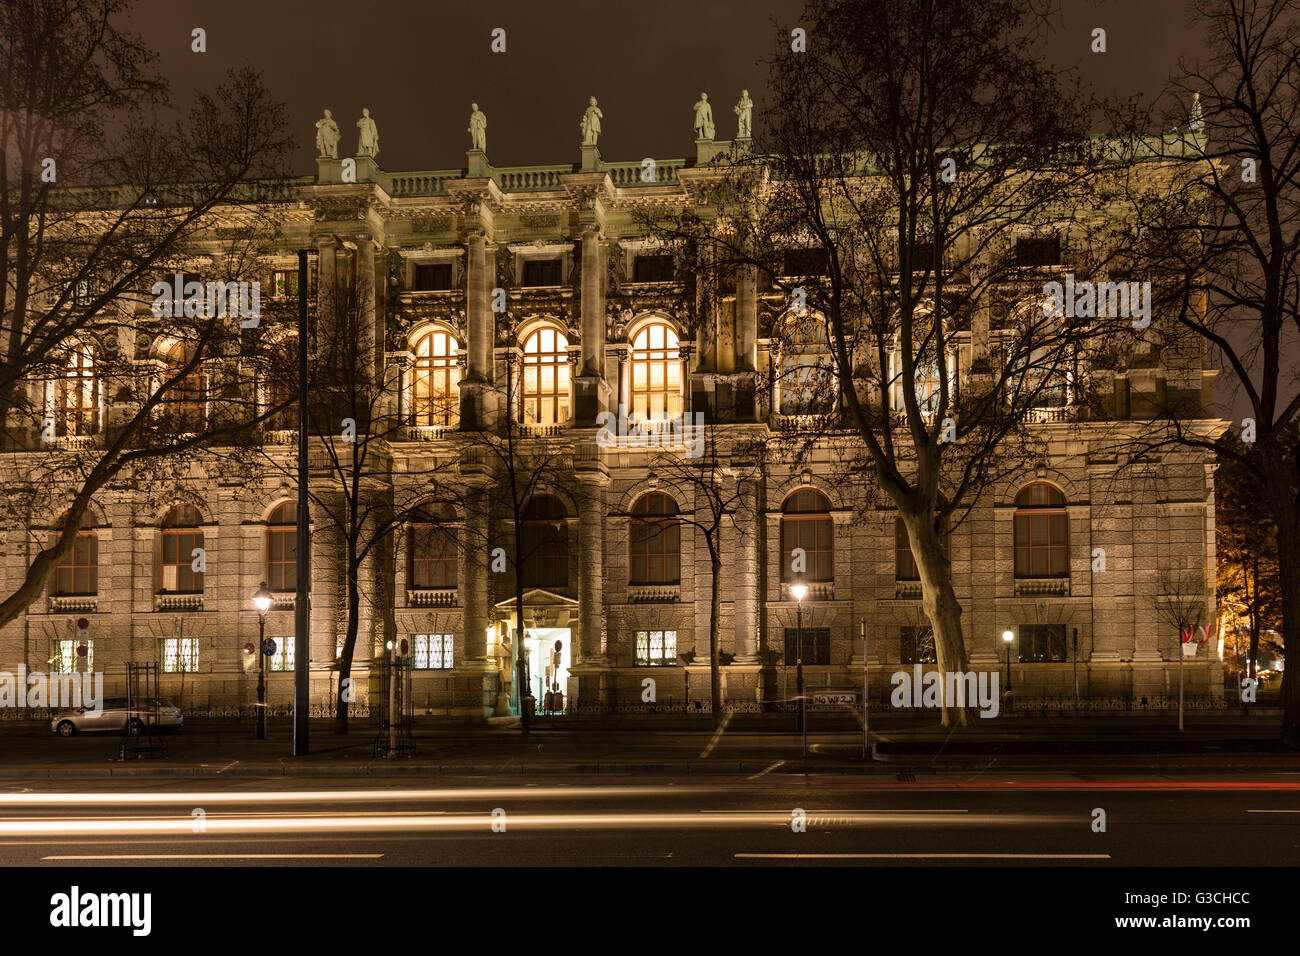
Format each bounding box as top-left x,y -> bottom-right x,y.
58,343 -> 100,436
410,502 -> 458,589
161,504 -> 204,593
630,322 -> 682,419
889,324 -> 951,416
412,329 -> 459,427
629,492 -> 681,585
521,327 -> 570,425
162,342 -> 207,433
521,495 -> 568,589
53,512 -> 98,596
266,501 -> 307,592
780,489 -> 833,582
779,314 -> 834,415
1013,482 -> 1069,578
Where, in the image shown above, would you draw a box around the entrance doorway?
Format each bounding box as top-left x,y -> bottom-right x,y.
524,628 -> 571,713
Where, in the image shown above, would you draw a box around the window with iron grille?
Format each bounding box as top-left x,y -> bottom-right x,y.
1017,624 -> 1066,662
900,625 -> 936,664
634,630 -> 678,666
52,638 -> 93,672
629,492 -> 681,585
783,627 -> 830,665
159,637 -> 199,673
780,489 -> 833,582
412,633 -> 454,670
522,258 -> 562,287
414,262 -> 454,291
161,504 -> 204,593
633,255 -> 674,283
268,637 -> 294,672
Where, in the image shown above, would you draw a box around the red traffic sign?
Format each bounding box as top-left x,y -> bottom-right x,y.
243,642 -> 256,655
76,617 -> 89,630
76,644 -> 88,658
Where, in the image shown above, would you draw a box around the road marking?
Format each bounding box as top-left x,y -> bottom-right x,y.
1246,809 -> 1300,812
699,712 -> 734,759
42,853 -> 383,861
735,853 -> 1111,860
701,808 -> 967,814
748,761 -> 786,779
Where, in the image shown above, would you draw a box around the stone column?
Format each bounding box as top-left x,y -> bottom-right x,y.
576,477 -> 606,663
573,227 -> 611,425
460,231 -> 496,428
734,477 -> 761,662
356,238 -> 378,379
736,261 -> 758,372
461,485 -> 490,663
317,236 -> 337,322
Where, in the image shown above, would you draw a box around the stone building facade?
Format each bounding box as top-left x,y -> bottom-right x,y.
0,128 -> 1229,717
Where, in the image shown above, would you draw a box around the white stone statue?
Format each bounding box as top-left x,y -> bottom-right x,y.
694,93 -> 715,141
356,107 -> 379,158
468,103 -> 487,152
734,89 -> 753,138
315,109 -> 340,159
580,96 -> 603,146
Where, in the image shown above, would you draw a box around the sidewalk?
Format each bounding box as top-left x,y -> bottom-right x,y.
0,714 -> 1295,779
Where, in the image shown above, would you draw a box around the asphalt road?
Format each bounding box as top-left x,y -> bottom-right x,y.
2,771 -> 1298,866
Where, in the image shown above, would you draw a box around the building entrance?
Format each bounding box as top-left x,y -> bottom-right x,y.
524,627 -> 571,713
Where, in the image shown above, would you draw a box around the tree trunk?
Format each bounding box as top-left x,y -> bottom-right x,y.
334,558 -> 361,734
900,508 -> 973,726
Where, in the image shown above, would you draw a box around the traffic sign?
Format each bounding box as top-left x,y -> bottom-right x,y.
262,638 -> 277,657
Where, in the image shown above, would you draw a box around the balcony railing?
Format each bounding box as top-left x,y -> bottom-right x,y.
49,596 -> 97,613
518,422 -> 566,438
1014,577 -> 1070,596
408,588 -> 457,608
628,584 -> 681,603
403,424 -> 455,442
156,593 -> 203,611
1025,405 -> 1077,425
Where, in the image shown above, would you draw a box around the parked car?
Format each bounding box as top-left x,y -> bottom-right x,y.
50,698 -> 183,737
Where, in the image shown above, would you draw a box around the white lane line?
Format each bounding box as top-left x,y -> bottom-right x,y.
699,712 -> 735,759
42,853 -> 383,861
701,808 -> 967,814
736,853 -> 1111,860
1246,809 -> 1300,813
748,761 -> 786,779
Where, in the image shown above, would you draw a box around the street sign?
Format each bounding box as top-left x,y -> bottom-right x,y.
243,642 -> 256,655
262,638 -> 277,657
76,644 -> 88,658
76,617 -> 89,630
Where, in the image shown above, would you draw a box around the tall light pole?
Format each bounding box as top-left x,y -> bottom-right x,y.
253,582 -> 272,740
861,617 -> 870,759
1002,629 -> 1014,713
293,249 -> 310,755
791,584 -> 808,761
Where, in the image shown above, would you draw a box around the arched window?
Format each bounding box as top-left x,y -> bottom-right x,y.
410,502 -> 458,589
889,327 -> 950,416
161,342 -> 207,433
1013,482 -> 1069,578
521,327 -> 570,425
629,492 -> 681,585
264,336 -> 298,430
266,501 -> 306,592
412,329 -> 459,427
53,512 -> 98,596
1010,301 -> 1071,412
895,514 -> 949,581
161,504 -> 204,593
521,495 -> 568,589
779,314 -> 834,415
629,322 -> 682,419
58,343 -> 100,436
781,489 -> 833,582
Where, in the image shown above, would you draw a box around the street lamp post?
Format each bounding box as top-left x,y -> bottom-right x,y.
253,582 -> 272,740
791,584 -> 808,762
1002,629 -> 1014,713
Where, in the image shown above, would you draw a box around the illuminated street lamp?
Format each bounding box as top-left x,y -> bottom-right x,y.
791,584 -> 808,760
1001,629 -> 1015,709
253,582 -> 272,740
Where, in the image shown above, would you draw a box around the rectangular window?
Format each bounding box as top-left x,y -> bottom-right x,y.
52,638 -> 93,672
783,248 -> 828,277
54,533 -> 98,596
904,241 -> 935,271
522,258 -> 563,287
271,270 -> 298,297
410,526 -> 457,589
1018,624 -> 1066,663
159,637 -> 199,673
414,262 -> 454,291
900,626 -> 936,664
633,255 -> 675,283
1015,236 -> 1061,268
633,630 -> 678,666
412,633 -> 454,670
268,637 -> 294,672
161,530 -> 204,593
783,627 -> 831,665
